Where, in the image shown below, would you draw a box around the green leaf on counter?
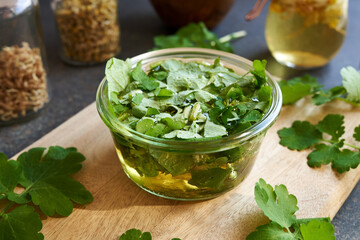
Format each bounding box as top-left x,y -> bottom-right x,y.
254,179 -> 298,229
119,228 -> 181,240
300,220 -> 336,240
278,121 -> 322,150
17,146 -> 93,216
278,114 -> 360,173
247,179 -> 335,240
119,228 -> 152,240
0,146 -> 92,240
0,205 -> 44,240
354,125 -> 360,141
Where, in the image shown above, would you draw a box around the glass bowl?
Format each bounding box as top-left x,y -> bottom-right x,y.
96,48 -> 282,200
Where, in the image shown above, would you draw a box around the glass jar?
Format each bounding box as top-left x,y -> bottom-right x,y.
0,0 -> 49,125
51,0 -> 121,65
96,48 -> 282,200
265,0 -> 348,69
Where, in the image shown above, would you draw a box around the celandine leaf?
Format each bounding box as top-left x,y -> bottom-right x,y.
307,143 -> 341,167
278,121 -> 322,150
0,153 -> 21,201
331,149 -> 360,173
254,179 -> 298,229
353,125 -> 360,142
316,114 -> 345,141
119,228 -> 152,240
300,219 -> 336,240
0,205 -> 43,240
246,222 -> 294,240
17,146 -> 93,217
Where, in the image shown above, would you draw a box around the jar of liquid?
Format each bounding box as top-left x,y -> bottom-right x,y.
265,0 -> 348,69
52,0 -> 121,65
0,0 -> 50,125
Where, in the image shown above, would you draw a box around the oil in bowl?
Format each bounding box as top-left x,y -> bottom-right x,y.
96,48 -> 282,200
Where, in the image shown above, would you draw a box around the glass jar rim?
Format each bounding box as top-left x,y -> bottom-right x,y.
96,48 -> 282,151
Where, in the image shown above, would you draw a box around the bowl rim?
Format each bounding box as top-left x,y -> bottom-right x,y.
96,48 -> 282,151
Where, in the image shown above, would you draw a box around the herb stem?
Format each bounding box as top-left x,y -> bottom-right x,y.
335,97 -> 360,107
322,139 -> 360,150
343,142 -> 360,150
0,201 -> 14,215
219,30 -> 247,43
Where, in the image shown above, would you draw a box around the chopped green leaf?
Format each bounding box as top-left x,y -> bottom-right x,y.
145,123 -> 168,137
204,120 -> 228,138
105,58 -> 132,102
154,88 -> 173,97
131,61 -> 159,91
145,108 -> 160,117
258,85 -> 272,102
132,93 -> 144,105
250,60 -> 267,88
136,118 -> 155,134
241,110 -> 263,123
189,167 -> 232,190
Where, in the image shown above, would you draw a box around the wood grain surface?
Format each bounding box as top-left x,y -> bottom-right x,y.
14,99 -> 360,240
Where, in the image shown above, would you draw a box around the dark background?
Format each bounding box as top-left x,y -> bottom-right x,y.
1,0 -> 359,238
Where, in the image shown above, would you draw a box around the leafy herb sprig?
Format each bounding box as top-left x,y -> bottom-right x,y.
152,22 -> 246,53
118,179 -> 336,240
119,228 -> 180,240
0,146 -> 93,239
280,66 -> 360,106
247,179 -> 336,240
278,114 -> 360,173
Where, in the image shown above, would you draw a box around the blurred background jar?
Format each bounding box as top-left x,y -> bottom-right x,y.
51,0 -> 121,65
149,0 -> 235,29
265,0 -> 348,69
0,0 -> 50,125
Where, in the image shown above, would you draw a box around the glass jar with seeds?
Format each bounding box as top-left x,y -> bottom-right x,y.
52,0 -> 121,65
0,0 -> 50,125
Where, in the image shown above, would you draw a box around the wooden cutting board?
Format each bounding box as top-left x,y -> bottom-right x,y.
14,99 -> 360,240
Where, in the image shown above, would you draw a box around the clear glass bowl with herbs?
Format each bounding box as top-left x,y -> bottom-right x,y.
96,48 -> 282,200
